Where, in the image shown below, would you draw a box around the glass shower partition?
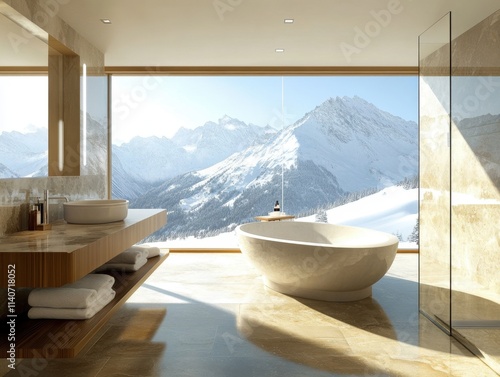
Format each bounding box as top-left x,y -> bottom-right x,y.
420,9 -> 500,373
418,13 -> 452,333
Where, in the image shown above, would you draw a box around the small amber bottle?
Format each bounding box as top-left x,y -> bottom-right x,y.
29,205 -> 39,230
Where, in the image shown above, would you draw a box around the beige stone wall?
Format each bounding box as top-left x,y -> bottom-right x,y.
450,9 -> 500,296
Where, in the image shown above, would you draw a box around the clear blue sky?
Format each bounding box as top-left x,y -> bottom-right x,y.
0,75 -> 417,143
0,76 -> 48,133
112,75 -> 418,144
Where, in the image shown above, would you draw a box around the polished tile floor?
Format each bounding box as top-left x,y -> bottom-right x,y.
2,253 -> 498,377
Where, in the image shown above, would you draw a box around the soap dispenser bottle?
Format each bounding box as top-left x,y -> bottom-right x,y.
274,200 -> 280,212
36,198 -> 44,224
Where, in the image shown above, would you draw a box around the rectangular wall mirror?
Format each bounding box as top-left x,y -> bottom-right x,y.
0,12 -> 48,178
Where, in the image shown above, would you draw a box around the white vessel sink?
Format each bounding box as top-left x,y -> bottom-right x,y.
63,199 -> 129,224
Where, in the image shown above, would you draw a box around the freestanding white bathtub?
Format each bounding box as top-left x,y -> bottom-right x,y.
236,221 -> 399,301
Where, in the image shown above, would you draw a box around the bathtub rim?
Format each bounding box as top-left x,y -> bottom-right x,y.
236,221 -> 400,249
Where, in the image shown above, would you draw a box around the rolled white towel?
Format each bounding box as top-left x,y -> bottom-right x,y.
107,248 -> 148,264
29,288 -> 98,309
128,244 -> 163,259
64,273 -> 115,291
28,289 -> 116,320
95,256 -> 147,272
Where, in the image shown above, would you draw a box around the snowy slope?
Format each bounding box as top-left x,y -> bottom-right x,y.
302,186 -> 418,242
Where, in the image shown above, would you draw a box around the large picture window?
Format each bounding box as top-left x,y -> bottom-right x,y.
111,75 -> 418,249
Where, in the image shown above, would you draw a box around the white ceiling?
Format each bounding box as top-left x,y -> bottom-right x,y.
3,0 -> 500,67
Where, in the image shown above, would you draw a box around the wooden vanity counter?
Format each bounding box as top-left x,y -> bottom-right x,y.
0,209 -> 168,358
0,209 -> 167,288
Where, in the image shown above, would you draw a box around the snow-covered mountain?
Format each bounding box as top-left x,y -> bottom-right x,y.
112,155 -> 156,199
112,115 -> 276,198
291,96 -> 418,191
82,113 -> 109,176
0,128 -> 47,177
0,112 -> 106,178
0,162 -> 18,179
132,96 -> 418,240
112,135 -> 185,195
171,115 -> 274,160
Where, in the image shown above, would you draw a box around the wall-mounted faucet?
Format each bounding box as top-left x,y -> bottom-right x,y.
25,190 -> 69,230
48,196 -> 69,202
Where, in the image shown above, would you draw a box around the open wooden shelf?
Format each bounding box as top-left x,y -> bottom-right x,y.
2,253 -> 169,358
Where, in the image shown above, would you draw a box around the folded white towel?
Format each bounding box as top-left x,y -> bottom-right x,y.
64,273 -> 115,291
95,256 -> 147,272
107,248 -> 148,264
28,289 -> 116,320
129,244 -> 163,259
28,274 -> 116,309
29,288 -> 98,309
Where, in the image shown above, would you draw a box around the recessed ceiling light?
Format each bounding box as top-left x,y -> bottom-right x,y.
100,19 -> 112,24
275,48 -> 285,53
284,19 -> 294,24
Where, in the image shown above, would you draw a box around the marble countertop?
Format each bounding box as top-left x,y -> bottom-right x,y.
0,209 -> 165,254
0,209 -> 167,287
